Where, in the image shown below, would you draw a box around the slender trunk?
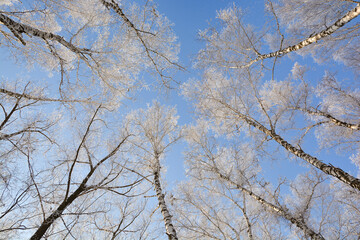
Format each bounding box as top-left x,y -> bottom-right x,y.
30,137 -> 127,239
239,4 -> 360,68
241,206 -> 253,240
0,88 -> 91,103
221,99 -> 360,191
153,158 -> 178,240
217,172 -> 325,240
245,114 -> 360,191
30,183 -> 87,240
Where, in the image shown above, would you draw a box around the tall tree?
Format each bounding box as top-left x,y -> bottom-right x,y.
174,123 -> 326,239
125,101 -> 181,240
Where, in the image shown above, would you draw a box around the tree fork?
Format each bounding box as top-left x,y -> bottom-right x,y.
29,136 -> 128,239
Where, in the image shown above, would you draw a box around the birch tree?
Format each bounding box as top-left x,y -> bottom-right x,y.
125,101 -> 181,240
0,82 -> 59,238
0,103 -> 152,239
197,1 -> 360,70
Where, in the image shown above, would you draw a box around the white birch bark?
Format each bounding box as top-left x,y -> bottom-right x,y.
153,155 -> 178,240
125,102 -> 180,239
241,197 -> 254,240
238,4 -> 360,68
0,13 -> 87,56
293,107 -> 360,131
245,112 -> 360,191
217,100 -> 360,191
0,88 -> 91,103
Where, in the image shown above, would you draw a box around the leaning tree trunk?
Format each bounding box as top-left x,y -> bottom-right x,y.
29,136 -> 127,240
221,100 -> 360,191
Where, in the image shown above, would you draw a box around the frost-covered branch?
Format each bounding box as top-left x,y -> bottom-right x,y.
237,4 -> 360,68
29,134 -> 130,240
182,128 -> 324,239
293,106 -> 360,131
184,66 -> 360,202
0,128 -> 49,141
0,88 -> 92,103
216,171 -> 325,240
0,13 -> 90,58
100,0 -> 184,86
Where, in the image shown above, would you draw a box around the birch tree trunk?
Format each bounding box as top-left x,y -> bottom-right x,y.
153,155 -> 178,240
243,111 -> 360,191
0,13 -> 87,54
125,102 -> 181,239
214,100 -> 360,191
292,107 -> 360,131
238,3 -> 360,68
